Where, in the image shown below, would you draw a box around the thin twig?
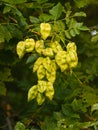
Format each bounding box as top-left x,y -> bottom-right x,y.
72,71 -> 83,86
6,116 -> 13,130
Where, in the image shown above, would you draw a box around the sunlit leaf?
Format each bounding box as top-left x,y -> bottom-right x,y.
91,103 -> 98,113
49,3 -> 63,20
26,54 -> 39,64
3,6 -> 11,14
65,30 -> 71,39
74,0 -> 88,8
14,122 -> 25,130
0,82 -> 6,96
73,12 -> 86,17
29,16 -> 40,24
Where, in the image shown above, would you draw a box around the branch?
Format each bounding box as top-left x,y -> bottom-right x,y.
6,116 -> 13,130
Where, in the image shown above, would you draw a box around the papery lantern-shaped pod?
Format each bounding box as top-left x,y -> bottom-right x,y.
25,38 -> 35,53
55,51 -> 69,71
16,41 -> 25,59
33,57 -> 44,72
37,93 -> 45,105
45,82 -> 54,100
38,80 -> 47,93
35,40 -> 45,54
37,65 -> 46,80
49,41 -> 63,54
67,42 -> 77,52
46,60 -> 57,83
43,57 -> 52,73
42,48 -> 54,58
40,23 -> 51,40
28,85 -> 38,101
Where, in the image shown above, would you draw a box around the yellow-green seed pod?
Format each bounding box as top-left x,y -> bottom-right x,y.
37,93 -> 45,105
25,38 -> 35,53
33,57 -> 44,72
35,40 -> 45,54
67,42 -> 77,52
37,65 -> 46,80
42,48 -> 54,57
46,69 -> 56,83
60,64 -> 69,72
38,80 -> 47,93
40,23 -> 51,40
46,60 -> 56,83
16,41 -> 25,59
45,82 -> 54,100
51,60 -> 57,71
55,51 -> 67,66
28,85 -> 38,101
50,41 -> 63,54
43,57 -> 51,73
68,51 -> 78,61
69,60 -> 78,68
66,53 -> 71,63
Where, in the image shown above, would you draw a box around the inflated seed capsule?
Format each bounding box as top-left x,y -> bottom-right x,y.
69,60 -> 78,68
50,41 -> 63,54
42,48 -> 54,57
28,85 -> 38,101
35,40 -> 44,54
33,57 -> 44,72
37,93 -> 45,105
45,82 -> 54,100
37,65 -> 46,80
46,68 -> 56,83
66,53 -> 71,63
40,23 -> 51,40
67,42 -> 77,52
55,51 -> 67,65
16,41 -> 25,59
25,38 -> 35,53
68,51 -> 78,61
38,80 -> 47,93
59,64 -> 69,72
43,57 -> 51,73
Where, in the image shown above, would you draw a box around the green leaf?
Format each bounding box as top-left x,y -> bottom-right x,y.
65,30 -> 71,39
73,12 -> 86,17
2,0 -> 27,5
74,0 -> 88,8
65,2 -> 71,10
74,22 -> 83,29
3,6 -> 11,14
49,3 -> 63,20
68,18 -> 77,29
0,68 -> 13,82
7,24 -> 23,39
29,16 -> 40,24
26,54 -> 39,64
0,82 -> 6,96
74,28 -> 80,35
91,34 -> 98,43
14,122 -> 25,130
70,29 -> 76,37
39,13 -> 52,22
79,26 -> 89,31
0,25 -> 12,42
91,103 -> 98,113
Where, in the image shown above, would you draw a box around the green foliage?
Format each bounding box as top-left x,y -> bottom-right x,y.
49,3 -> 63,20
0,0 -> 98,130
14,122 -> 26,130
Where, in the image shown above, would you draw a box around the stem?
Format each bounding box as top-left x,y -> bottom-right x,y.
6,116 -> 13,130
72,71 -> 83,86
0,23 -> 18,26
